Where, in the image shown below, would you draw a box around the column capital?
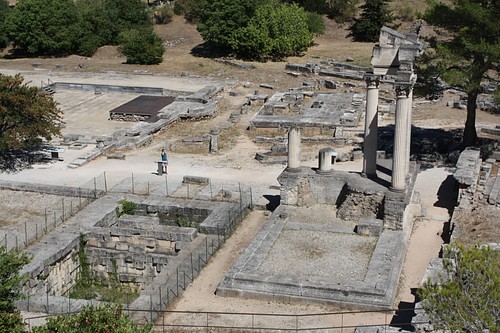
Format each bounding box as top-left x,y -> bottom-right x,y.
395,83 -> 412,98
364,74 -> 380,88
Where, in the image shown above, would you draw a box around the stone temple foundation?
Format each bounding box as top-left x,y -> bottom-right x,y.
216,25 -> 424,309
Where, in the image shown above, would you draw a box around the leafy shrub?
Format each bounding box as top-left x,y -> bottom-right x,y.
154,5 -> 174,24
31,304 -> 152,333
306,11 -> 325,36
119,200 -> 138,215
119,27 -> 165,65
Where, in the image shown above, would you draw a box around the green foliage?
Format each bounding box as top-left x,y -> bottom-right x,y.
119,27 -> 165,65
154,4 -> 174,24
70,236 -> 138,304
0,0 -> 10,49
306,11 -> 325,36
418,243 -> 500,332
4,0 -> 81,56
76,0 -> 151,55
31,304 -> 152,333
0,246 -> 30,333
283,0 -> 359,23
173,0 -> 206,23
175,213 -> 192,228
419,0 -> 500,147
196,0 -> 265,51
231,3 -> 313,60
118,200 -> 138,216
0,74 -> 63,152
349,0 -> 396,42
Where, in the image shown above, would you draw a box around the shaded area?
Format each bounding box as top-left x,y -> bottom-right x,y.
0,148 -> 54,173
190,42 -> 230,58
434,175 -> 458,217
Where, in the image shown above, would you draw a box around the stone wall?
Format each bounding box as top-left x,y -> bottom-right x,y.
337,190 -> 385,222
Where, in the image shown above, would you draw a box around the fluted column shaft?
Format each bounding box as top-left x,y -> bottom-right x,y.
391,85 -> 410,191
405,89 -> 413,175
363,76 -> 380,177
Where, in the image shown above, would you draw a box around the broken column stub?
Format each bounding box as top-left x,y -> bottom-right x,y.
318,148 -> 337,174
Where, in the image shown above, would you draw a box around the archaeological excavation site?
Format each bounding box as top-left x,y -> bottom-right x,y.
1,21 -> 499,332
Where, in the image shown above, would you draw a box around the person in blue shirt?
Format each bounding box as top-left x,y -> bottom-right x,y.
161,148 -> 168,174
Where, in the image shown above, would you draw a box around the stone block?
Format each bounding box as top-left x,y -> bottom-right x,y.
115,242 -> 129,251
356,218 -> 383,236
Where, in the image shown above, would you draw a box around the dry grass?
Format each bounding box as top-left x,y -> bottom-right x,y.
452,206 -> 500,246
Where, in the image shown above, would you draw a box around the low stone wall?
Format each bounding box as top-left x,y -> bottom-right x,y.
0,180 -> 103,198
54,82 -> 164,96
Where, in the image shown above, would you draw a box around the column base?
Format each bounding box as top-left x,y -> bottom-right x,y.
389,186 -> 406,193
361,172 -> 377,179
286,167 -> 301,173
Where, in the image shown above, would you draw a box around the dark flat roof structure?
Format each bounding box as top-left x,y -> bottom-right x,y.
109,95 -> 175,122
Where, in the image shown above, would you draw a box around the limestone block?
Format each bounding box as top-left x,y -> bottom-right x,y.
128,235 -> 141,245
142,238 -> 156,248
135,261 -> 145,271
100,241 -> 115,249
115,242 -> 129,251
356,219 -> 383,236
157,239 -> 172,249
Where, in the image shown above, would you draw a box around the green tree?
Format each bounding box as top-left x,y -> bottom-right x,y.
119,27 -> 165,65
0,0 -> 10,49
173,0 -> 206,23
31,304 -> 152,333
418,243 -> 499,332
283,0 -> 359,23
0,74 -> 63,152
4,0 -> 81,56
231,3 -> 313,60
196,0 -> 265,52
349,0 -> 395,42
0,246 -> 30,333
418,0 -> 500,147
75,0 -> 151,56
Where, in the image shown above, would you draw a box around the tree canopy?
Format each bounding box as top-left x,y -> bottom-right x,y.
0,246 -> 30,333
283,0 -> 359,23
119,27 -> 165,65
230,3 -> 313,60
0,0 -> 10,49
417,0 -> 500,147
349,0 -> 395,42
0,74 -> 63,152
4,0 -> 81,56
418,243 -> 499,332
197,0 -> 265,52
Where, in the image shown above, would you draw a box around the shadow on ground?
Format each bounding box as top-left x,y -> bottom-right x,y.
0,149 -> 53,174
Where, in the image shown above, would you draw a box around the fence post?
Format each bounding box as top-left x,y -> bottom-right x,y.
191,253 -> 194,280
239,183 -> 243,222
78,188 -> 82,208
104,171 -> 108,192
250,187 -> 253,209
165,175 -> 169,197
53,211 -> 56,228
187,184 -> 190,198
210,179 -> 213,200
62,198 -> 65,221
132,173 -> 135,194
24,221 -> 28,246
147,182 -> 150,196
4,234 -> 6,250
45,209 -> 48,233
93,177 -> 97,199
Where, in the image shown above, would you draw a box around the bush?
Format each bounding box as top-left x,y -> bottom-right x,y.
31,304 -> 152,333
418,243 -> 500,332
154,5 -> 174,24
118,200 -> 138,216
307,11 -> 325,36
349,0 -> 396,42
119,27 -> 165,65
231,3 -> 313,60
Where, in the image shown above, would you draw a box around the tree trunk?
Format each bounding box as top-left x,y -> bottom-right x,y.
462,91 -> 478,148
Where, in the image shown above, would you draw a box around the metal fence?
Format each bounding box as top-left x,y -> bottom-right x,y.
0,173 -> 108,252
24,306 -> 426,332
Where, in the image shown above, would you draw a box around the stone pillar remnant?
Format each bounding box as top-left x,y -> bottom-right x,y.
287,127 -> 301,172
391,84 -> 410,192
318,148 -> 337,174
363,75 -> 380,178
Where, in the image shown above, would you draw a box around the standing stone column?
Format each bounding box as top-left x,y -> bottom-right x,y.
287,126 -> 301,172
405,88 -> 414,175
391,84 -> 410,192
363,75 -> 380,177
